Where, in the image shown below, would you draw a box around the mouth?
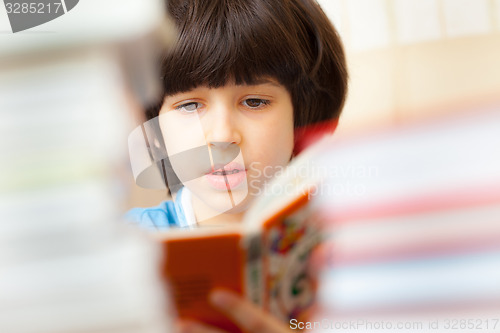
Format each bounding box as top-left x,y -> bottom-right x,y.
207,161 -> 246,175
211,169 -> 243,175
205,162 -> 247,190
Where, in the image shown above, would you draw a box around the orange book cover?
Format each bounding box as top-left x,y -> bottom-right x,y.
159,232 -> 245,332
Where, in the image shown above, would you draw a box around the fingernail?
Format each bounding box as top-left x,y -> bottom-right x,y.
209,289 -> 233,308
176,320 -> 196,333
176,322 -> 188,333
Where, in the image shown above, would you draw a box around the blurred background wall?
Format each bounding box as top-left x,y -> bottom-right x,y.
318,0 -> 500,133
128,0 -> 500,209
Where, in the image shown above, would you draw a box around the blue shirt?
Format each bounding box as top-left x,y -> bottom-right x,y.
125,187 -> 196,230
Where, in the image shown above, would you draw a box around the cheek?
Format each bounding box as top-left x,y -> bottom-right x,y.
159,113 -> 206,156
273,120 -> 295,161
247,108 -> 294,167
271,105 -> 295,161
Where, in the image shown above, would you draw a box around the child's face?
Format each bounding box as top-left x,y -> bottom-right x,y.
158,79 -> 294,219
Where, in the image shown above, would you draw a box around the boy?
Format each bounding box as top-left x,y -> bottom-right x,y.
128,0 -> 347,229
128,0 -> 347,331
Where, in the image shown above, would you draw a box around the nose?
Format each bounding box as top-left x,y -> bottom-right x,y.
204,103 -> 242,148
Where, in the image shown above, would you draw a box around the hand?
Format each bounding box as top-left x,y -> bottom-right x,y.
176,289 -> 291,333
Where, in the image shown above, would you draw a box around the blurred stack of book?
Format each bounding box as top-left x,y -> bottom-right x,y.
0,1 -> 176,332
310,104 -> 500,330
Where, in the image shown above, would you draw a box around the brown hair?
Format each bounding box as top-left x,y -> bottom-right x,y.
147,0 -> 348,128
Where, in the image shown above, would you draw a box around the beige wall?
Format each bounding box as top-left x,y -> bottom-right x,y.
317,0 -> 500,134
338,34 -> 500,134
127,185 -> 169,209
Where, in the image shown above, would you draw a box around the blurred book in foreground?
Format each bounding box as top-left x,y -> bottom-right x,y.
0,1 -> 177,332
308,104 -> 500,332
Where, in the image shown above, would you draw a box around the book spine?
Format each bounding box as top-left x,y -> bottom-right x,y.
243,232 -> 264,308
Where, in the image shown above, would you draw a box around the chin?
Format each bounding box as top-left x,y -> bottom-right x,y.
221,196 -> 253,214
204,191 -> 252,214
188,187 -> 252,217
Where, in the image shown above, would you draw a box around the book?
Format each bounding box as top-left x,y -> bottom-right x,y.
0,2 -> 177,332
308,103 -> 500,323
151,147 -> 326,332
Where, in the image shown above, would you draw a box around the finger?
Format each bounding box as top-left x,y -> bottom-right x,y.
176,319 -> 226,333
209,289 -> 290,333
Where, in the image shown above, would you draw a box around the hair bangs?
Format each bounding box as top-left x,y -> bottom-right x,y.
161,0 -> 307,96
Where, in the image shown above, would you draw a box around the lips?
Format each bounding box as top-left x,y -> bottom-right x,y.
205,162 -> 247,190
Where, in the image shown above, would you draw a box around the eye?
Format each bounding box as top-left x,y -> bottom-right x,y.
175,102 -> 203,114
242,98 -> 270,109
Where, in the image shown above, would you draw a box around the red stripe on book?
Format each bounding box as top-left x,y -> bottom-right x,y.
324,237 -> 500,267
320,186 -> 500,224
